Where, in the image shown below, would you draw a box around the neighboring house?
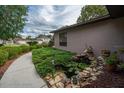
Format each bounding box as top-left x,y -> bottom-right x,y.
14,38 -> 27,45
51,6 -> 124,55
0,39 -> 14,45
36,37 -> 50,44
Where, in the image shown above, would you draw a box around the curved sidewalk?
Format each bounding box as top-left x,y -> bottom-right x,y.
0,52 -> 48,88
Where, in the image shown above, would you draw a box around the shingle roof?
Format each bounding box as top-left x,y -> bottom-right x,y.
50,15 -> 110,33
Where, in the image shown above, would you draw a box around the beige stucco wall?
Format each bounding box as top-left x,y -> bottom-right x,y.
54,17 -> 124,55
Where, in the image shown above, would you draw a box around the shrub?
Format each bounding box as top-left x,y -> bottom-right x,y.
118,48 -> 124,54
0,50 -> 9,66
105,52 -> 119,65
48,39 -> 54,47
42,42 -> 48,47
27,41 -> 38,46
30,44 -> 42,50
120,63 -> 124,70
0,44 -> 3,47
0,46 -> 21,59
0,45 -> 31,65
20,45 -> 30,53
66,62 -> 88,72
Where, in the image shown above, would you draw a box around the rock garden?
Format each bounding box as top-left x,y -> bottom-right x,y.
32,46 -> 124,88
32,47 -> 104,88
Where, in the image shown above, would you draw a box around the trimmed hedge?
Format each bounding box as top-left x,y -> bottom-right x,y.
0,50 -> 9,66
0,44 -> 45,66
0,46 -> 22,59
0,45 -> 30,61
27,41 -> 38,46
20,45 -> 30,53
30,45 -> 43,50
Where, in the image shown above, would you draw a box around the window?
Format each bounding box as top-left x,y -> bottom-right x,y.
59,32 -> 67,46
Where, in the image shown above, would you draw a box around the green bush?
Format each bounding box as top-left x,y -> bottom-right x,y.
42,42 -> 48,47
0,45 -> 31,59
0,50 -> 9,66
0,44 -> 3,47
105,52 -> 118,65
0,46 -> 22,59
66,62 -> 88,73
118,48 -> 124,53
27,41 -> 38,46
0,45 -> 31,65
120,63 -> 124,70
30,45 -> 42,50
48,39 -> 54,47
20,45 -> 30,53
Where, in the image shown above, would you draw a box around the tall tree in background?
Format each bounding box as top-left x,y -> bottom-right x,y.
0,5 -> 28,43
77,5 -> 108,23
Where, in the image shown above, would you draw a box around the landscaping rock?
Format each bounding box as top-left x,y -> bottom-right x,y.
89,57 -> 96,61
101,49 -> 111,58
83,70 -> 90,74
91,72 -> 96,76
96,66 -> 103,70
92,68 -> 97,72
49,79 -> 55,86
51,85 -> 57,88
44,76 -> 51,80
65,84 -> 72,88
85,67 -> 93,72
56,82 -> 64,88
55,76 -> 62,83
89,76 -> 97,81
80,82 -> 91,87
72,84 -> 80,88
97,56 -> 105,65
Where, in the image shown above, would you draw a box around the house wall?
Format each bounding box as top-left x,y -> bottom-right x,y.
54,17 -> 124,55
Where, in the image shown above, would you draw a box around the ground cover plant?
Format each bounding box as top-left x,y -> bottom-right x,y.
32,48 -> 89,78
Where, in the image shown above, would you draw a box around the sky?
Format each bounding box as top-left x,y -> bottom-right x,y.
21,5 -> 83,38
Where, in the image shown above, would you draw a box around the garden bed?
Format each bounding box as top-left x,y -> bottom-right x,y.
32,47 -> 95,87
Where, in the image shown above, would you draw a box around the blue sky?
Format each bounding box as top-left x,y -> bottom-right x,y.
21,5 -> 83,38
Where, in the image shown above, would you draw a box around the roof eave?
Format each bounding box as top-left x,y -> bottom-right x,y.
50,14 -> 110,33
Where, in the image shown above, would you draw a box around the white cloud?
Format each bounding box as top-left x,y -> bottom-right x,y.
22,5 -> 83,37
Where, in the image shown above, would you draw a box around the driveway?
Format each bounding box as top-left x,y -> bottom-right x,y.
0,52 -> 48,88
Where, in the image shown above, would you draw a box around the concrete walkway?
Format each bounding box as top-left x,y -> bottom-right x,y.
0,52 -> 48,88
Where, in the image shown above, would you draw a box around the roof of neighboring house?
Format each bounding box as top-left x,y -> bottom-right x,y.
50,5 -> 124,33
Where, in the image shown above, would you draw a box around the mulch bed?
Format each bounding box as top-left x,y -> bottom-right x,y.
0,59 -> 14,79
0,53 -> 28,80
83,67 -> 124,88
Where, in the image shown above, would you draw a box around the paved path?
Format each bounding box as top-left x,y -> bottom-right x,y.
0,52 -> 48,88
